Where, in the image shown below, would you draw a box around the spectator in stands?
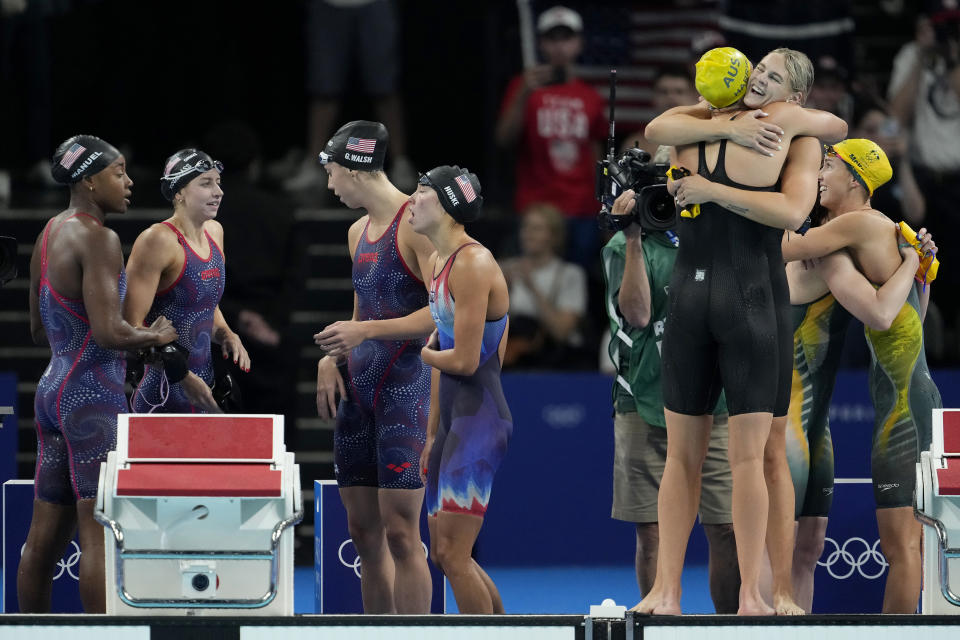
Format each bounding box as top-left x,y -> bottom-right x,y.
500,202 -> 589,369
889,5 -> 960,356
806,56 -> 854,123
620,66 -> 699,162
283,0 -> 417,195
0,0 -> 59,194
495,5 -> 606,271
850,96 -> 925,226
202,121 -> 302,426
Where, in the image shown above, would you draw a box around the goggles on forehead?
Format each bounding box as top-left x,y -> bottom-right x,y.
162,158 -> 224,183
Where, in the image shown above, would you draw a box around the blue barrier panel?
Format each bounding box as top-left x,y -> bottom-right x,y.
0,371 -> 19,509
3,480 -> 83,613
812,479 -> 886,613
314,479 -> 445,613
478,372 -> 711,567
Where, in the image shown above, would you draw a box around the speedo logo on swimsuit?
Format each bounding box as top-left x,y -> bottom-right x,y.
695,269 -> 706,282
358,252 -> 378,264
70,151 -> 103,178
346,153 -> 374,164
878,483 -> 900,492
200,268 -> 220,280
444,186 -> 460,207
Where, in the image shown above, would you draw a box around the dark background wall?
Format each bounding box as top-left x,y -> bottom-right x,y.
24,0 -> 514,206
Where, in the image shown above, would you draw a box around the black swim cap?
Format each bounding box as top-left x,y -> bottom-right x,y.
160,149 -> 223,202
50,134 -> 120,184
418,165 -> 483,224
318,120 -> 388,171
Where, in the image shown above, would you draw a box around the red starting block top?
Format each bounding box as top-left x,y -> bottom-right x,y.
937,457 -> 960,496
944,411 -> 960,456
125,415 -> 276,460
117,463 -> 282,497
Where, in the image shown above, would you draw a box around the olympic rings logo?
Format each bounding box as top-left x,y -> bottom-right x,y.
20,541 -> 81,581
817,537 -> 888,580
337,538 -> 429,579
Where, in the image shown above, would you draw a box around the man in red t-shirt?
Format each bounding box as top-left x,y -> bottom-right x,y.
495,5 -> 607,269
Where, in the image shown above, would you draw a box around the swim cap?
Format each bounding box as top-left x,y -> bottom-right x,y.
50,134 -> 120,184
418,165 -> 483,224
827,138 -> 892,196
318,120 -> 388,172
160,149 -> 223,201
695,47 -> 753,109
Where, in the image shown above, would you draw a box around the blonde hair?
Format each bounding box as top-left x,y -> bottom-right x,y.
522,202 -> 566,254
770,47 -> 814,105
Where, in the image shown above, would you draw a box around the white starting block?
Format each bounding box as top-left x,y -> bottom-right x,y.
916,408 -> 960,613
94,413 -> 302,615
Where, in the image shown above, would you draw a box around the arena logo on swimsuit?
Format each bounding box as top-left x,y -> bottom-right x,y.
200,268 -> 220,280
358,252 -> 378,264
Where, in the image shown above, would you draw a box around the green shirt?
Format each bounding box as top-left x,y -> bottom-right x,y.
601,230 -> 726,427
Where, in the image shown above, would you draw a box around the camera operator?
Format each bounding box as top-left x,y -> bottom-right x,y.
601,187 -> 739,613
889,6 -> 960,351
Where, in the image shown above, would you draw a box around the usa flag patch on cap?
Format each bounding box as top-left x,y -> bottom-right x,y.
60,143 -> 87,169
345,137 -> 376,153
454,174 -> 477,203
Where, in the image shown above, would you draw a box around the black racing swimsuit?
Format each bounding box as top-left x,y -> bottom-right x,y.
662,139 -> 792,417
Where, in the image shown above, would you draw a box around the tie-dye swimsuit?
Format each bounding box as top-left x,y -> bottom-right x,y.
425,242 -> 512,517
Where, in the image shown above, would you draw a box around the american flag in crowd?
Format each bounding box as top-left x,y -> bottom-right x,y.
60,143 -> 87,169
454,174 -> 477,203
345,137 -> 376,153
575,1 -> 723,129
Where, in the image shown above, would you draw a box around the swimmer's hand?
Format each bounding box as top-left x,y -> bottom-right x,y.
148,315 -> 178,347
181,371 -> 222,413
727,109 -> 783,157
316,356 -> 346,420
673,174 -> 716,207
315,320 -> 368,358
424,330 -> 440,351
910,226 -> 937,257
419,437 -> 433,484
218,329 -> 250,373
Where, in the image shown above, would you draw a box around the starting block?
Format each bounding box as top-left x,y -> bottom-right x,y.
94,414 -> 302,615
916,409 -> 960,613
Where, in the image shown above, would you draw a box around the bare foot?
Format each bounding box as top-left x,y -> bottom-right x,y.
773,591 -> 805,615
630,592 -> 682,615
738,597 -> 775,616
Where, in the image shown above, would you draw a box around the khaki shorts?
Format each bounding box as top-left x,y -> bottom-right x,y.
611,411 -> 732,525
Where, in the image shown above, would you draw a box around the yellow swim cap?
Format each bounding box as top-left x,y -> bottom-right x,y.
829,138 -> 892,196
695,47 -> 753,109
